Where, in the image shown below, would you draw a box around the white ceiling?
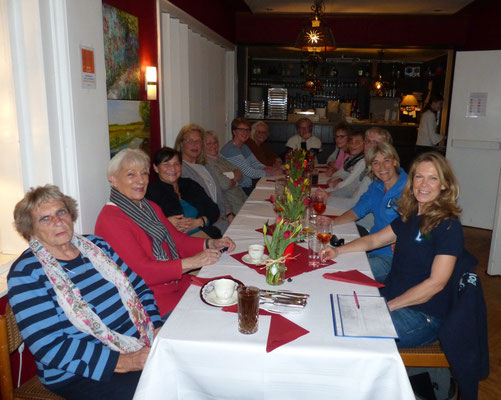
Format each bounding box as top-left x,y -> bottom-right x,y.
244,0 -> 475,15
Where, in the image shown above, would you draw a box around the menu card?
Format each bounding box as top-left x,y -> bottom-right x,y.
330,294 -> 398,339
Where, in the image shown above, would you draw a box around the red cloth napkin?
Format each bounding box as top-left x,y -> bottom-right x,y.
265,196 -> 274,203
323,269 -> 385,288
312,184 -> 329,189
221,304 -> 309,352
231,245 -> 335,279
189,275 -> 234,287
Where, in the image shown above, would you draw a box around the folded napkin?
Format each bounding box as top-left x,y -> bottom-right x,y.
231,245 -> 335,279
265,196 -> 274,203
312,184 -> 329,189
189,275 -> 235,287
323,269 -> 385,288
222,304 -> 309,352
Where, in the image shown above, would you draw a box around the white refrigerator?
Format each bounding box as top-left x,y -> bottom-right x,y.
447,50 -> 501,275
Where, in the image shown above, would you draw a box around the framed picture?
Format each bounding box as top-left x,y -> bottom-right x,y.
103,3 -> 140,100
108,100 -> 151,158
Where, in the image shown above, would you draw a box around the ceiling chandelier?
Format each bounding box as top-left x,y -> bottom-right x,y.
295,0 -> 335,55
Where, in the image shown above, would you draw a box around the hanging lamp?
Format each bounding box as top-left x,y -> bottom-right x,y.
295,0 -> 335,54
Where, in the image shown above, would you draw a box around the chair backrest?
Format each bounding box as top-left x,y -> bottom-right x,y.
1,304 -> 21,400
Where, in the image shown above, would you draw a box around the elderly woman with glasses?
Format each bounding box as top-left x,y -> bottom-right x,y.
95,149 -> 235,318
175,123 -> 233,230
8,185 -> 162,399
204,130 -> 247,215
220,117 -> 282,196
245,121 -> 281,168
325,122 -> 351,177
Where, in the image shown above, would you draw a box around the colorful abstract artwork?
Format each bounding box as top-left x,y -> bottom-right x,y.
108,100 -> 151,158
103,3 -> 140,100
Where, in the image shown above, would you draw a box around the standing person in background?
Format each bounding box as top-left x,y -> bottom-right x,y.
416,93 -> 444,149
325,122 -> 351,177
245,121 -> 281,167
285,117 -> 322,155
221,117 -> 281,196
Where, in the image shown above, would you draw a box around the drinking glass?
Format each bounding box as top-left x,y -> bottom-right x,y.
312,191 -> 327,217
273,194 -> 285,214
275,178 -> 286,198
316,216 -> 333,264
238,286 -> 260,334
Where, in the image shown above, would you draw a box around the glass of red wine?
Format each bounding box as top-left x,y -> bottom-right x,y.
316,216 -> 333,264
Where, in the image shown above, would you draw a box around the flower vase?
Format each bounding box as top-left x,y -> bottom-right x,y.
266,262 -> 286,286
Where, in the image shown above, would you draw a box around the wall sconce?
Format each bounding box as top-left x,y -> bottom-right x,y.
145,66 -> 157,100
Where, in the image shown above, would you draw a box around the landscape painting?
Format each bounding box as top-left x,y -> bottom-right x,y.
103,3 -> 140,100
108,100 -> 150,158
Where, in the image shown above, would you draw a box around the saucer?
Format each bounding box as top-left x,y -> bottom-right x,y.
200,277 -> 243,307
242,254 -> 269,265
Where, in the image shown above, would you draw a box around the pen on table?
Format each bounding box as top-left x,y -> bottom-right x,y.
353,290 -> 360,309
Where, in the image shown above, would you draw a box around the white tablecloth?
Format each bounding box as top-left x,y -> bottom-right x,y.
133,177 -> 414,400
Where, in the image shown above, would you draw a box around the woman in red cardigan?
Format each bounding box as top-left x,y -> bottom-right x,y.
95,149 -> 235,317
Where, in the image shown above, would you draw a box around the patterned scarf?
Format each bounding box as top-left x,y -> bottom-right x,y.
29,234 -> 154,353
110,187 -> 179,260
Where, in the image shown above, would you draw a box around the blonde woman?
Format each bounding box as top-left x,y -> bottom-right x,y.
324,152 -> 466,348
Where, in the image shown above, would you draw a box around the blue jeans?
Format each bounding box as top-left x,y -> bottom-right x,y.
391,307 -> 442,348
367,254 -> 393,282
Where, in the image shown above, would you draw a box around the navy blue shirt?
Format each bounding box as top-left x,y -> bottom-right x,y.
384,214 -> 464,319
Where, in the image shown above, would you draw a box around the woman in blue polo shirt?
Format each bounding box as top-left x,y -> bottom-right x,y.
324,152 -> 464,348
330,142 -> 407,281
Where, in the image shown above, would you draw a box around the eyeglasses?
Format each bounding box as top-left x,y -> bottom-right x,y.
235,128 -> 250,133
335,135 -> 347,139
184,139 -> 202,145
364,139 -> 379,145
38,209 -> 70,226
205,141 -> 218,146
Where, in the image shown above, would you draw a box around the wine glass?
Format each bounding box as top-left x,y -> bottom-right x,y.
273,194 -> 285,214
316,216 -> 333,264
311,191 -> 327,217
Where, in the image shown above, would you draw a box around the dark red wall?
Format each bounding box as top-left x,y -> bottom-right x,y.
104,0 -> 161,157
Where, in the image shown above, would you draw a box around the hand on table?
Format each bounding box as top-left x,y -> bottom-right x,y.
322,246 -> 340,261
183,249 -> 222,272
208,237 -> 236,252
114,346 -> 150,373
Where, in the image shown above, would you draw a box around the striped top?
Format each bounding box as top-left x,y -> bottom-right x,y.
220,141 -> 266,188
7,235 -> 162,390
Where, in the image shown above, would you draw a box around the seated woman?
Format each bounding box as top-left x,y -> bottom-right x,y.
285,117 -> 322,155
331,142 -> 407,281
220,117 -> 281,196
174,123 -> 232,233
245,121 -> 281,167
204,130 -> 247,215
328,130 -> 366,194
324,152 -> 465,348
95,149 -> 235,318
324,127 -> 394,229
325,122 -> 350,177
8,185 -> 162,399
146,147 -> 221,239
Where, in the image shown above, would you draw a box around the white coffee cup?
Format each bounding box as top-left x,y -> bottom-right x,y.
213,278 -> 236,302
248,244 -> 265,262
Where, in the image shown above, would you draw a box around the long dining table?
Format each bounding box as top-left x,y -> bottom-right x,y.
133,175 -> 414,400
